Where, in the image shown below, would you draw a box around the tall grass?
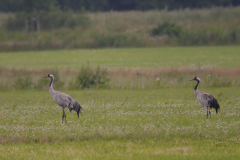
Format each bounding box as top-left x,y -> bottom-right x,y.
0,7 -> 239,50
0,66 -> 240,90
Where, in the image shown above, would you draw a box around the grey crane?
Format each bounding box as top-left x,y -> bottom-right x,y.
44,73 -> 84,123
190,77 -> 220,118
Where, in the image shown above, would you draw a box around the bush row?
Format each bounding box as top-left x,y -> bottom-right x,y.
0,67 -> 239,91
150,22 -> 239,45
0,66 -> 109,91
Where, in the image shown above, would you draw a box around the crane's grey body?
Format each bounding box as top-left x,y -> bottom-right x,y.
45,73 -> 84,123
50,89 -> 74,110
190,77 -> 220,118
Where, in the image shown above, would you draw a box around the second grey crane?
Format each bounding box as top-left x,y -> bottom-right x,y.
44,73 -> 84,123
190,77 -> 220,118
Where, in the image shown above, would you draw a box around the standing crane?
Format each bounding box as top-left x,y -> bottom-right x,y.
44,73 -> 84,123
190,77 -> 220,118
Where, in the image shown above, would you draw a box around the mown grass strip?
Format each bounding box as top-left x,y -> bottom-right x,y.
0,47 -> 240,68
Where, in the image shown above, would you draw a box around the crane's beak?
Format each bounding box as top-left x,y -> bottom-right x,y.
189,79 -> 194,81
43,76 -> 48,78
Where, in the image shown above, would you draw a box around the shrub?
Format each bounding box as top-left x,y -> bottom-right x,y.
0,81 -> 9,91
73,66 -> 109,89
14,75 -> 34,90
35,77 -> 49,90
151,22 -> 182,37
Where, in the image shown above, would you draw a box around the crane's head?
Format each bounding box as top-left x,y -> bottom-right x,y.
190,76 -> 201,82
43,73 -> 54,79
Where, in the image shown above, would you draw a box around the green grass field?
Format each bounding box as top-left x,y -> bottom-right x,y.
0,46 -> 240,68
1,88 -> 240,159
1,46 -> 240,159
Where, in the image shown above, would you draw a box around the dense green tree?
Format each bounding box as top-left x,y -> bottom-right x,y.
56,0 -> 84,11
0,0 -> 239,12
0,0 -> 55,12
22,0 -> 56,12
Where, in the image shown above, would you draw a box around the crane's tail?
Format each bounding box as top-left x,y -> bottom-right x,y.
72,101 -> 84,118
210,98 -> 220,114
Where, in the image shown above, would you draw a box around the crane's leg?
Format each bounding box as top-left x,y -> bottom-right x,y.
65,113 -> 67,123
206,107 -> 211,119
62,108 -> 67,123
206,107 -> 208,119
62,108 -> 64,123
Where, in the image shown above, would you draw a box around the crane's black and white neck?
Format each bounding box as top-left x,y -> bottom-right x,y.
190,76 -> 201,96
44,73 -> 84,123
48,73 -> 54,88
190,76 -> 220,118
46,73 -> 56,97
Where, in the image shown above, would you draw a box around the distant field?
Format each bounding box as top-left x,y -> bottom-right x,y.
0,46 -> 240,90
1,46 -> 240,159
0,46 -> 240,68
1,88 -> 240,159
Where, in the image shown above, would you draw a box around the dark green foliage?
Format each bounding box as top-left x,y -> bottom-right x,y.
0,81 -> 8,91
35,78 -> 49,90
21,0 -> 56,13
91,33 -> 142,48
0,0 -> 55,12
55,0 -> 239,11
151,22 -> 182,37
13,74 -> 64,90
14,75 -> 34,90
4,9 -> 90,31
4,12 -> 26,31
149,22 -> 239,46
74,66 -> 109,89
0,0 -> 239,12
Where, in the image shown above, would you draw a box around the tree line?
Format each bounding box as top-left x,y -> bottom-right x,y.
1,0 -> 240,12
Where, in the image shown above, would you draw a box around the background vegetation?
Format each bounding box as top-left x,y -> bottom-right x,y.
0,7 -> 239,50
0,0 -> 239,12
0,46 -> 240,91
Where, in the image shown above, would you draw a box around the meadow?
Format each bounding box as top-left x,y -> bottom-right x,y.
1,88 -> 240,159
1,46 -> 240,159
